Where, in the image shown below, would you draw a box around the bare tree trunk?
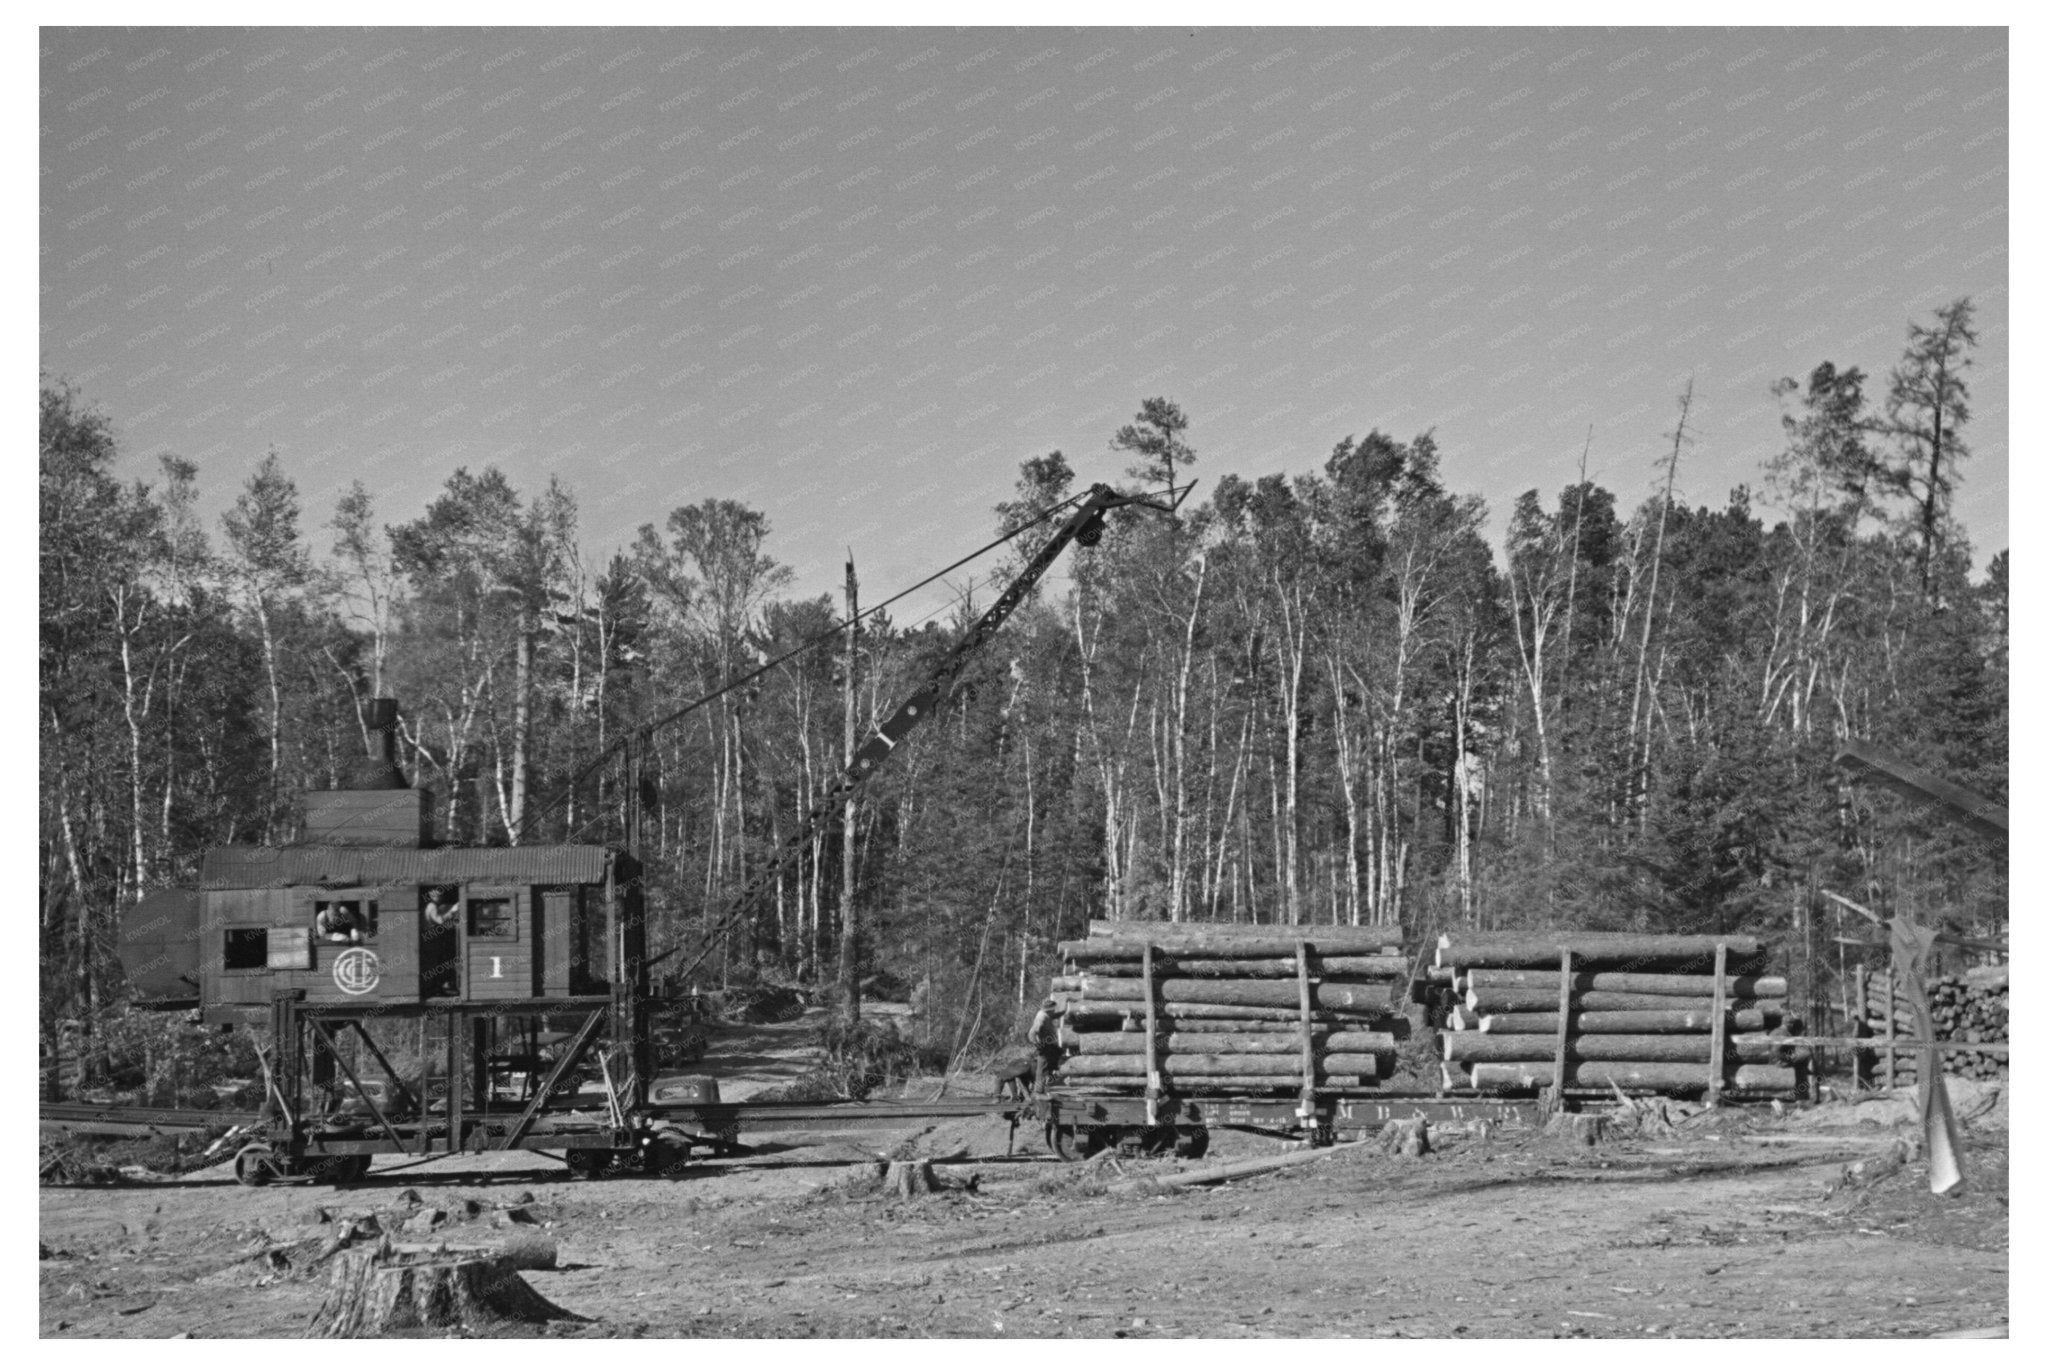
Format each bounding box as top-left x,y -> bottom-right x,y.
1326,650 -> 1363,927
508,622 -> 532,843
1452,630 -> 1477,927
112,587 -> 149,895
1167,555 -> 1206,923
839,556 -> 860,1028
1627,380 -> 1690,829
1273,576 -> 1309,925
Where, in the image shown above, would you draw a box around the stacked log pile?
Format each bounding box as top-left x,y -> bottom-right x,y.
1432,932 -> 1805,1098
1048,920 -> 1407,1095
1864,965 -> 2008,1083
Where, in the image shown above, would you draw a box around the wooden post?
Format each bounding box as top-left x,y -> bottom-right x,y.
1295,942 -> 1317,1133
1853,963 -> 1869,1093
1550,948 -> 1572,1108
445,1011 -> 463,1155
1706,943 -> 1728,1106
1883,968 -> 1897,1091
1142,941 -> 1160,1126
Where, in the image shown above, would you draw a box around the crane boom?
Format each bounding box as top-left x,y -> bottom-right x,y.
651,480 -> 1189,981
1833,737 -> 2008,841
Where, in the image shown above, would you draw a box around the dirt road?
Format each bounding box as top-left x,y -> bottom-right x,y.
40,1085 -> 2007,1338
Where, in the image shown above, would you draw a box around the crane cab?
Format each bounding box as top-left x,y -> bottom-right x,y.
117,700 -> 642,1024
190,841 -> 631,1023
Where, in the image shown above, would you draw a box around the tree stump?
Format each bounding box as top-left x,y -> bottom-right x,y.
1376,1116 -> 1431,1157
307,1245 -> 584,1337
883,1158 -> 939,1199
1544,1112 -> 1609,1147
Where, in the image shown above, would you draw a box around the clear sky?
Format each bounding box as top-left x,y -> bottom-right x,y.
41,26 -> 2008,622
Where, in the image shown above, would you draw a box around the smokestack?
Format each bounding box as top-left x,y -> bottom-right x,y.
343,697 -> 409,790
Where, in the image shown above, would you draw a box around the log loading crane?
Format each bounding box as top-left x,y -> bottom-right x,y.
54,482 -> 1191,1183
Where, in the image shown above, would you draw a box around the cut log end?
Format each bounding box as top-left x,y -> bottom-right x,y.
307,1246 -> 585,1338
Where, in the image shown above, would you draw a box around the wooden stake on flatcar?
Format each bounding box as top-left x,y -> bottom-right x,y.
1707,944 -> 1728,1107
1142,940 -> 1160,1126
1551,948 -> 1572,1110
1295,941 -> 1317,1136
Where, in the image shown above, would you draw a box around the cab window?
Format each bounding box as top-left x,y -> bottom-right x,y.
224,927 -> 268,971
314,897 -> 377,942
468,897 -> 514,938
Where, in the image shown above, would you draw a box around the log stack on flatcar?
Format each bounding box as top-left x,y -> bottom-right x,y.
1433,931 -> 1806,1100
1046,920 -> 1410,1095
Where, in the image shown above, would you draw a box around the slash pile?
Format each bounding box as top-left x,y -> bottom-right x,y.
1047,920 -> 1409,1095
1431,931 -> 1806,1098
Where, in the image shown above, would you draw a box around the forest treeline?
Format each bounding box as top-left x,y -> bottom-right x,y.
41,299 -> 2005,1060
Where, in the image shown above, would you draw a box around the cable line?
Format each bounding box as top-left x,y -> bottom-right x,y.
519,490 -> 1089,844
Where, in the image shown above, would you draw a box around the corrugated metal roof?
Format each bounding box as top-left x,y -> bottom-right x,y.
198,844 -> 618,889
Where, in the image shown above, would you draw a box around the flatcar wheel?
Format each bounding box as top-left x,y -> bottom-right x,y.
642,1128 -> 691,1177
234,1143 -> 276,1187
306,1153 -> 371,1185
1174,1126 -> 1210,1159
565,1149 -> 614,1178
1140,1126 -> 1177,1157
1045,1123 -> 1083,1162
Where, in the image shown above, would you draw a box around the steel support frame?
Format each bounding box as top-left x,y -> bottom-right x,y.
265,991 -> 632,1163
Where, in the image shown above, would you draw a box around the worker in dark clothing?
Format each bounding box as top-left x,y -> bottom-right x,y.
1027,997 -> 1063,1092
421,886 -> 459,996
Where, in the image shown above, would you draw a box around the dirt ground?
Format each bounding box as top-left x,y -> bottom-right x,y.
40,1019 -> 2010,1339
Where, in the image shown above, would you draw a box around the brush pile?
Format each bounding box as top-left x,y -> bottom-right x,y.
1046,920 -> 1408,1095
1430,931 -> 1805,1098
